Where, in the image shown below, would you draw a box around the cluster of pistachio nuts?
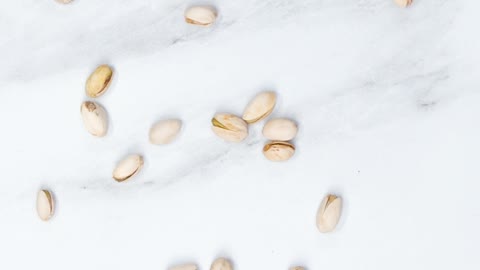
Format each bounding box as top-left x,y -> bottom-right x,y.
211,91 -> 298,162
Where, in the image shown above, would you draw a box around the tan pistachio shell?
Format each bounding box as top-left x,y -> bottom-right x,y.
262,118 -> 298,141
210,257 -> 233,270
263,141 -> 295,161
394,0 -> 413,7
86,65 -> 113,98
112,154 -> 144,182
242,91 -> 276,123
212,113 -> 248,142
37,189 -> 54,221
168,263 -> 198,270
316,194 -> 342,233
185,6 -> 217,26
149,119 -> 182,145
80,101 -> 108,137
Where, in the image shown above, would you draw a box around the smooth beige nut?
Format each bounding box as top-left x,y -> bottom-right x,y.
394,0 -> 413,7
81,101 -> 108,137
290,267 -> 306,270
86,65 -> 113,98
263,141 -> 295,161
263,118 -> 298,141
316,194 -> 342,233
210,258 -> 233,270
242,91 -> 276,123
169,263 -> 198,270
113,154 -> 144,182
37,190 -> 54,221
185,6 -> 217,26
149,119 -> 182,145
212,113 -> 248,142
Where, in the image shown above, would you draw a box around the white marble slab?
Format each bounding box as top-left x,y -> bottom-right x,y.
1,0 -> 479,269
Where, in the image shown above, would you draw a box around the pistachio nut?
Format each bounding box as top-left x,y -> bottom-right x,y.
185,6 -> 217,26
113,154 -> 144,182
81,101 -> 108,137
37,189 -> 54,221
263,141 -> 295,161
86,65 -> 113,98
242,91 -> 276,123
394,0 -> 413,7
149,119 -> 182,145
316,194 -> 342,233
212,113 -> 248,142
210,257 -> 233,270
262,118 -> 298,141
169,263 -> 198,270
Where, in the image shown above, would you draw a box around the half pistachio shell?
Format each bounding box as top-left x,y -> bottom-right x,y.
263,118 -> 298,141
212,113 -> 248,142
169,263 -> 198,270
210,258 -> 233,270
316,194 -> 342,233
149,119 -> 182,145
86,65 -> 113,98
185,6 -> 217,26
113,154 -> 144,182
242,91 -> 276,123
37,189 -> 54,221
81,101 -> 108,137
263,141 -> 295,161
394,0 -> 413,7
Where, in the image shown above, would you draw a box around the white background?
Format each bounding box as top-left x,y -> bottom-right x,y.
1,0 -> 479,269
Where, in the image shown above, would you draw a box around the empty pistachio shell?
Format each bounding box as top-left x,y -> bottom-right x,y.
289,267 -> 306,270
37,190 -> 54,221
113,154 -> 144,182
86,65 -> 113,98
394,0 -> 412,7
212,113 -> 248,142
242,91 -> 276,123
263,141 -> 295,161
149,119 -> 182,145
210,258 -> 233,270
263,118 -> 298,141
81,101 -> 108,137
316,194 -> 342,233
185,6 -> 217,26
169,263 -> 198,270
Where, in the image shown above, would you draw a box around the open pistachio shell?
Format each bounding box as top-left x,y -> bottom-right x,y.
263,141 -> 295,161
242,91 -> 276,123
316,194 -> 342,233
112,154 -> 144,182
212,113 -> 248,142
37,189 -> 54,221
81,101 -> 108,137
86,65 -> 113,98
210,257 -> 233,270
185,6 -> 217,26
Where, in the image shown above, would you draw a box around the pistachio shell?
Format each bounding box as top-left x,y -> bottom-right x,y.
242,91 -> 276,123
149,119 -> 182,145
262,118 -> 298,141
210,258 -> 233,270
263,141 -> 295,161
113,154 -> 144,182
86,65 -> 113,98
394,0 -> 413,7
212,113 -> 248,142
37,190 -> 54,221
81,101 -> 108,137
185,6 -> 217,26
169,263 -> 198,270
316,194 -> 342,233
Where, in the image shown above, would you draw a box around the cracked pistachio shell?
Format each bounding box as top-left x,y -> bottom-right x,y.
316,194 -> 342,233
394,0 -> 412,7
289,267 -> 306,270
169,264 -> 198,270
113,154 -> 144,182
212,113 -> 248,142
86,65 -> 113,98
149,119 -> 182,145
37,190 -> 54,221
242,91 -> 276,123
210,258 -> 233,270
262,118 -> 298,141
185,6 -> 217,26
263,141 -> 295,161
81,101 -> 108,137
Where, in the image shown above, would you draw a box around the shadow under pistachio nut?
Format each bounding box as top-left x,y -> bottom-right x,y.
263,118 -> 298,141
168,263 -> 198,270
316,194 -> 342,233
112,154 -> 144,182
212,113 -> 248,142
394,0 -> 413,7
149,119 -> 182,145
80,101 -> 108,137
37,189 -> 54,221
86,64 -> 113,98
210,257 -> 233,270
263,141 -> 295,161
242,91 -> 276,124
185,6 -> 217,26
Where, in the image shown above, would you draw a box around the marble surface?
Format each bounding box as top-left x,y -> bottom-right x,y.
1,0 -> 479,269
